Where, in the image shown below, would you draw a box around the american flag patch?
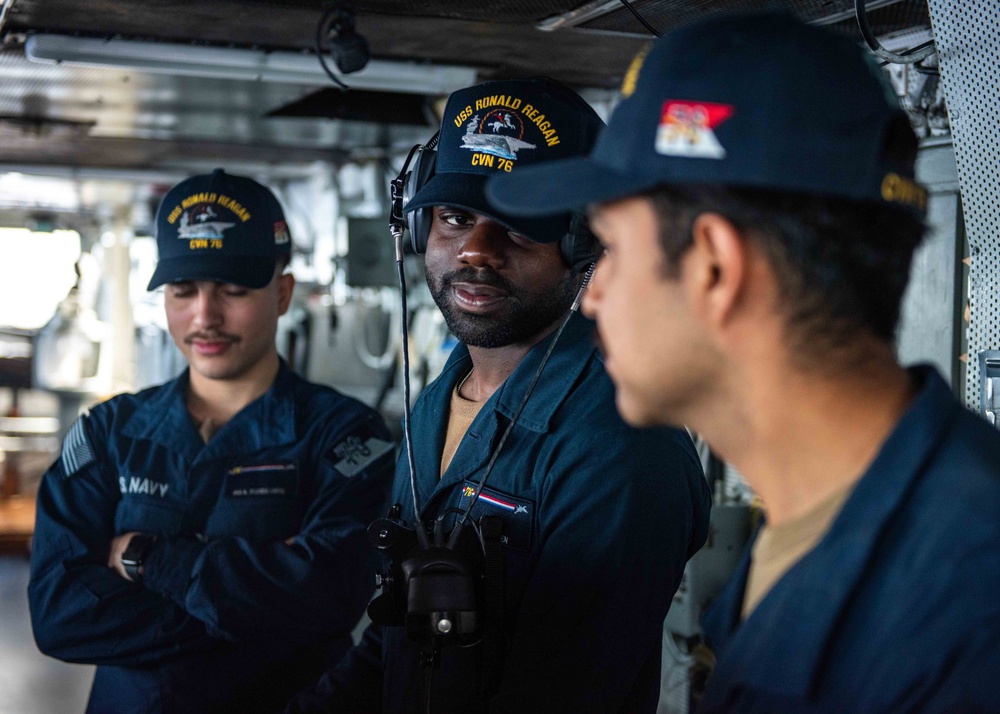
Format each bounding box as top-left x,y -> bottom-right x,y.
61,415 -> 96,477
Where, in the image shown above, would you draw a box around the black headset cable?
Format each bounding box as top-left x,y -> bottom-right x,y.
619,0 -> 661,37
391,143 -> 430,548
855,0 -> 935,65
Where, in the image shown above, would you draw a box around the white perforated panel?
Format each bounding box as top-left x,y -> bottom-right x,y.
926,0 -> 1000,408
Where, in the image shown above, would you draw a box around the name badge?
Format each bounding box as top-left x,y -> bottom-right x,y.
225,463 -> 297,497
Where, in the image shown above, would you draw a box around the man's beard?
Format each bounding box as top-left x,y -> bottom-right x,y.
427,266 -> 576,348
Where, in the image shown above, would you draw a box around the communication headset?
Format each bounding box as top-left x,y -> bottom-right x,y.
390,134 -> 600,273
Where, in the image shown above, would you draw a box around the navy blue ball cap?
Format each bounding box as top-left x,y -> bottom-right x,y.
404,76 -> 604,243
148,168 -> 292,290
486,13 -> 928,218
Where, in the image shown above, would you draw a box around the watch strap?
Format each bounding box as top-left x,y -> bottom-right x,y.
121,533 -> 157,582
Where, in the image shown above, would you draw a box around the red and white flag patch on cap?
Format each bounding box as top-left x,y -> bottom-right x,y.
656,101 -> 734,159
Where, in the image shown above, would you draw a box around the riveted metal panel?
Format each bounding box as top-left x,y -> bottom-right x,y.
926,0 -> 1000,408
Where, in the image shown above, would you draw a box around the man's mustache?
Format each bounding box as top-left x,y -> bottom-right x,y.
184,332 -> 240,345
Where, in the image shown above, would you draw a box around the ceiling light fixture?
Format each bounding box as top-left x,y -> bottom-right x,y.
25,33 -> 477,96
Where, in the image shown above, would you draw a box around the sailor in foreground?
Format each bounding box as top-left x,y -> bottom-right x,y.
488,13 -> 1000,712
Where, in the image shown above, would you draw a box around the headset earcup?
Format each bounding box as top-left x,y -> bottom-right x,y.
403,146 -> 437,254
561,212 -> 601,273
408,207 -> 433,255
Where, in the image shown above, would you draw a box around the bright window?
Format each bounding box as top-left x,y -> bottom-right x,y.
0,228 -> 82,330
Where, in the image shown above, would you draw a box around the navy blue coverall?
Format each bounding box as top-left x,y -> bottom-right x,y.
699,367 -> 1000,713
29,362 -> 395,714
287,313 -> 713,713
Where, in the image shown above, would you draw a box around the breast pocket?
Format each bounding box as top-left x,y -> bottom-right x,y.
456,481 -> 535,552
205,463 -> 302,542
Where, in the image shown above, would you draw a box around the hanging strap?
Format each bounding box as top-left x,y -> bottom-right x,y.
479,515 -> 506,707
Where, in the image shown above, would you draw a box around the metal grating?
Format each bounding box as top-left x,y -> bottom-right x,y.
578,0 -> 839,34
356,0 -> 591,23
925,0 -> 1000,408
3,0 -> 598,44
575,0 -> 929,36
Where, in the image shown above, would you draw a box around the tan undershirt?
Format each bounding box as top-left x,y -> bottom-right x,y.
742,482 -> 854,618
440,377 -> 485,477
197,417 -> 223,444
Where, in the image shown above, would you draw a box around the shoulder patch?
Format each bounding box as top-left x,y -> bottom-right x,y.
61,414 -> 96,477
329,429 -> 394,478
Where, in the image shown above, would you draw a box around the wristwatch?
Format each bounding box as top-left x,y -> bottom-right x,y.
121,533 -> 157,582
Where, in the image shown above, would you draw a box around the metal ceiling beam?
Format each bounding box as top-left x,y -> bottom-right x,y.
25,34 -> 478,95
0,134 -> 347,170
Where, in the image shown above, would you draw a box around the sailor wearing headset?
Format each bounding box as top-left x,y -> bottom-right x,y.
287,76 -> 711,714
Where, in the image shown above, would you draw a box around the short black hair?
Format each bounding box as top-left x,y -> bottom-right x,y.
643,185 -> 926,357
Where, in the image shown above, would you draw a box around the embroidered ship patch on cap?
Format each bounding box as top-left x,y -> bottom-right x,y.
655,100 -> 734,159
